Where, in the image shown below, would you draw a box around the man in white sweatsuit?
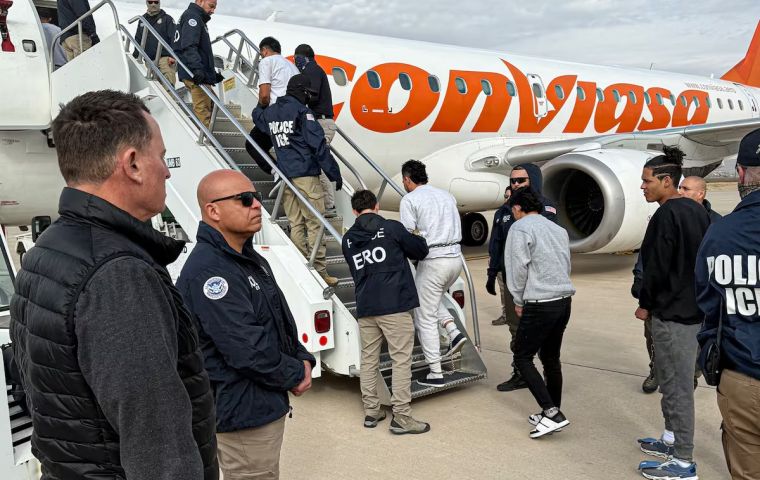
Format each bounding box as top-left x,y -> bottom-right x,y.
399,160 -> 468,388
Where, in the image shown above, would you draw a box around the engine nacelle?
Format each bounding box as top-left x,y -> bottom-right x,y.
542,148 -> 659,254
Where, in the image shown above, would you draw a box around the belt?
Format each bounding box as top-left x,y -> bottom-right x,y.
524,295 -> 571,304
427,242 -> 460,249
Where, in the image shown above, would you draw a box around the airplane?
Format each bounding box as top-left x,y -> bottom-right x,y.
2,0 -> 760,254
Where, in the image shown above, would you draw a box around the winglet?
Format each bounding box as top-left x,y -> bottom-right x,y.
722,21 -> 760,87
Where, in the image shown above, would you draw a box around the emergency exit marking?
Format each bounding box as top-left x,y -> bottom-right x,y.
223,77 -> 236,92
166,157 -> 181,168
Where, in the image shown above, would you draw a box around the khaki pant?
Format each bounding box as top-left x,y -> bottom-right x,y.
717,369 -> 760,479
183,79 -> 213,128
317,118 -> 337,209
216,415 -> 286,480
497,274 -> 519,353
282,176 -> 327,275
62,35 -> 93,61
359,312 -> 414,416
157,57 -> 177,86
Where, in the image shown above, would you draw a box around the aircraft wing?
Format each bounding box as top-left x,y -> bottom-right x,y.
503,117 -> 760,170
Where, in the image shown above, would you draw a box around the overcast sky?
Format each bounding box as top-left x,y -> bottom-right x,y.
148,0 -> 759,77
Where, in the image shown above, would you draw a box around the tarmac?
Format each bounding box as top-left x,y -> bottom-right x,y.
280,185 -> 740,480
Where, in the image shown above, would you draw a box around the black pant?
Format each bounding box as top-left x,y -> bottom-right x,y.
513,297 -> 571,411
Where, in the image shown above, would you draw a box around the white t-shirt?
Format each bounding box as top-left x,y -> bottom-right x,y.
257,54 -> 299,104
400,184 -> 462,259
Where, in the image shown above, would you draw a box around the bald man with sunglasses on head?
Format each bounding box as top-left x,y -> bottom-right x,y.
177,170 -> 316,480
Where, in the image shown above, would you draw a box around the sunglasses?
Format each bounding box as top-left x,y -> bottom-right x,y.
146,1 -> 159,4
210,191 -> 262,207
510,177 -> 529,185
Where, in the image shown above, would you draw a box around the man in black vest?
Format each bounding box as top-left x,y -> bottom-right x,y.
178,169 -> 316,479
133,0 -> 177,84
10,90 -> 218,480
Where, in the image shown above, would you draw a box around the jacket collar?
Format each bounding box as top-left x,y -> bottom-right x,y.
734,189 -> 760,212
58,187 -> 185,266
196,221 -> 259,263
188,2 -> 211,23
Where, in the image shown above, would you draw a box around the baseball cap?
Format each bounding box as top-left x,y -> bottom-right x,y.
737,128 -> 760,167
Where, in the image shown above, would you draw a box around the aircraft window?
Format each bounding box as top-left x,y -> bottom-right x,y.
644,92 -> 651,105
679,95 -> 687,107
576,86 -> 586,101
596,88 -> 604,102
332,67 -> 348,86
481,80 -> 493,96
554,85 -> 564,100
670,94 -> 676,106
506,81 -> 516,97
367,70 -> 381,89
398,73 -> 412,91
728,98 -> 734,110
739,100 -> 744,110
531,83 -> 544,98
706,97 -> 712,108
612,89 -> 621,102
428,75 -> 440,93
717,98 -> 723,109
692,96 -> 700,108
455,77 -> 467,94
629,91 -> 637,104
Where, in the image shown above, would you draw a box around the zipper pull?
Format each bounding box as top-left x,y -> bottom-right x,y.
288,406 -> 293,419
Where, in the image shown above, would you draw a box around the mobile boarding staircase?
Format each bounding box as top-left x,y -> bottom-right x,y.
2,3 -> 489,475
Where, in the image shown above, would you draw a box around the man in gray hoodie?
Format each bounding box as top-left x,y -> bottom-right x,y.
505,188 -> 575,438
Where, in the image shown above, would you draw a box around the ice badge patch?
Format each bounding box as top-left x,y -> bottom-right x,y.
203,276 -> 228,300
188,18 -> 198,27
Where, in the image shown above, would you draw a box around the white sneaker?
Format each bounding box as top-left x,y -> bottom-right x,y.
529,410 -> 569,439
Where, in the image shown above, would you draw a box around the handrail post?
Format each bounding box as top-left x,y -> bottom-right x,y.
309,225 -> 326,266
459,253 -> 481,351
270,179 -> 285,220
377,179 -> 388,202
78,23 -> 83,53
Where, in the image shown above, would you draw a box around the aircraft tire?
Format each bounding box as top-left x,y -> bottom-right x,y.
461,212 -> 488,247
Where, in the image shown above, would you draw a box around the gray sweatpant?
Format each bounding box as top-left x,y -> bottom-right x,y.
651,316 -> 700,461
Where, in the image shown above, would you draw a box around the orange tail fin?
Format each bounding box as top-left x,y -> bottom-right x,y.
722,21 -> 760,87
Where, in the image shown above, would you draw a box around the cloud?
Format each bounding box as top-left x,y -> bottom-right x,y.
152,0 -> 759,76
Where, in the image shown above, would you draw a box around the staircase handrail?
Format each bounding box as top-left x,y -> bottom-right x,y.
124,16 -> 342,243
212,28 -> 480,348
49,0 -> 121,73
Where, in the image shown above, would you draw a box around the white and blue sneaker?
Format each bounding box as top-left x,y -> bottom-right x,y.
639,459 -> 698,480
638,437 -> 675,458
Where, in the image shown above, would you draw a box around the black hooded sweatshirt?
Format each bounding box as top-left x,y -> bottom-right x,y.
342,213 -> 429,318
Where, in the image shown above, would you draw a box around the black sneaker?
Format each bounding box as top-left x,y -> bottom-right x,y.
363,410 -> 387,428
417,375 -> 445,388
497,372 -> 528,392
445,333 -> 468,358
642,371 -> 658,394
530,410 -> 569,438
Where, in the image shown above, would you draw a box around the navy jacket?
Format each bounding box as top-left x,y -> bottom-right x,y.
253,95 -> 341,181
57,0 -> 97,41
342,213 -> 428,318
299,60 -> 334,118
173,3 -> 216,84
177,222 -> 316,432
133,10 -> 176,60
487,163 -> 558,279
697,190 -> 760,381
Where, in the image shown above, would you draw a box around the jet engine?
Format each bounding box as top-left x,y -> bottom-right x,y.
542,148 -> 659,254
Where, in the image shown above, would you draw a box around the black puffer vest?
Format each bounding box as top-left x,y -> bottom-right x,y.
9,188 -> 218,479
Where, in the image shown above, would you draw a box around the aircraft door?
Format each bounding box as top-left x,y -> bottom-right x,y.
526,73 -> 548,118
735,84 -> 759,117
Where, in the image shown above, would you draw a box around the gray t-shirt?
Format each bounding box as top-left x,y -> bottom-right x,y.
42,23 -> 67,68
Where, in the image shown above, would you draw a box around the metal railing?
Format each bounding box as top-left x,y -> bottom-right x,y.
123,16 -> 342,257
48,0 -> 120,73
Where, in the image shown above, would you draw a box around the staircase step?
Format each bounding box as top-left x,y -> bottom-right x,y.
335,277 -> 355,289
343,301 -> 357,316
378,345 -> 461,371
408,370 -> 487,399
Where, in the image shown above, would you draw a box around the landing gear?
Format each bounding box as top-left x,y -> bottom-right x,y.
461,212 -> 488,247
